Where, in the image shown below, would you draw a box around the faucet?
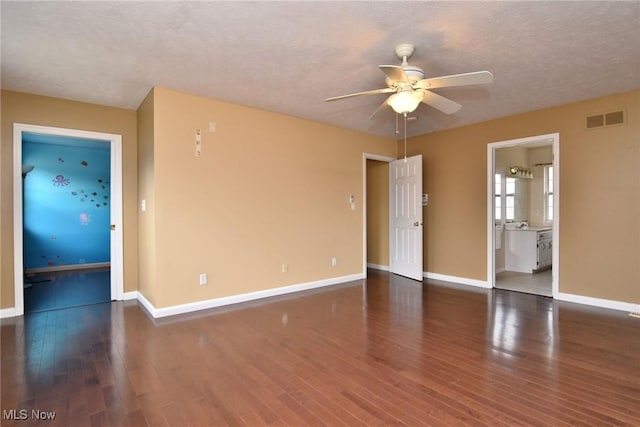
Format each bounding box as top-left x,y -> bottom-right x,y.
517,222 -> 528,229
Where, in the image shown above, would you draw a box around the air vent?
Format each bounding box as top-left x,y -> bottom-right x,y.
605,110 -> 624,126
586,114 -> 604,129
586,109 -> 625,129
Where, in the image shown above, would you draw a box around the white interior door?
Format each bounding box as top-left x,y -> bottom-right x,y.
389,155 -> 423,281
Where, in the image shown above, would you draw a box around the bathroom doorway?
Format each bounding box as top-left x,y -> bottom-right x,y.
487,133 -> 559,297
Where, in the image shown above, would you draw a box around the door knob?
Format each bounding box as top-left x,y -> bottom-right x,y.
110,224 -> 116,231
414,222 -> 423,226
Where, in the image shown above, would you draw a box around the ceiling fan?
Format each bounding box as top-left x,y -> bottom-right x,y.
325,43 -> 493,118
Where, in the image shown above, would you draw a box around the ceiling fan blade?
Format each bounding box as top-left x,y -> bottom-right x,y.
415,71 -> 494,90
325,87 -> 395,102
369,99 -> 391,120
420,90 -> 462,114
379,65 -> 409,83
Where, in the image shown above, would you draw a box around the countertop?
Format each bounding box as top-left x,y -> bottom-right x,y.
506,226 -> 552,232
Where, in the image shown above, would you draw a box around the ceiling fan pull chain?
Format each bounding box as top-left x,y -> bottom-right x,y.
404,112 -> 408,162
395,113 -> 399,134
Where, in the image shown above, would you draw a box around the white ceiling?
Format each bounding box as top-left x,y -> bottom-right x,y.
2,1 -> 639,138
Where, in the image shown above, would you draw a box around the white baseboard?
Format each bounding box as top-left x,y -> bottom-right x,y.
137,273 -> 365,319
424,271 -> 491,289
4,274 -> 636,318
555,292 -> 640,314
495,267 -> 506,274
0,307 -> 17,319
424,272 -> 639,313
367,263 -> 389,271
122,291 -> 139,301
136,291 -> 156,316
25,262 -> 110,274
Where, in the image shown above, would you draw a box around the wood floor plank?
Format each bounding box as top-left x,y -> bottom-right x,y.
2,269 -> 639,426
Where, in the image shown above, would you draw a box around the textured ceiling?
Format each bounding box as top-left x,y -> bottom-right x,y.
2,1 -> 639,138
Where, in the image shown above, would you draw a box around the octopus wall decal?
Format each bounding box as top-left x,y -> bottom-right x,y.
79,212 -> 90,226
52,174 -> 70,186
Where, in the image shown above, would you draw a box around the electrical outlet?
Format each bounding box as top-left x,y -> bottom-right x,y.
282,263 -> 288,273
199,273 -> 207,286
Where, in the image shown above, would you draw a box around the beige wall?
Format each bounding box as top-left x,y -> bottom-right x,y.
1,90 -> 138,309
142,88 -> 395,308
405,89 -> 639,304
136,90 -> 157,306
366,159 -> 389,267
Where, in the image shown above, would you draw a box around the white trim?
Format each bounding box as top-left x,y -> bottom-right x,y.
110,135 -> 124,301
556,292 -> 640,314
551,140 -> 560,298
122,291 -> 139,301
0,308 -> 17,319
137,274 -> 365,319
495,267 -> 506,274
13,123 -> 125,316
25,262 -> 110,274
364,153 -> 396,162
362,153 -> 395,277
424,272 -> 491,289
136,291 -> 157,316
367,263 -> 389,271
13,126 -> 25,316
486,133 -> 560,297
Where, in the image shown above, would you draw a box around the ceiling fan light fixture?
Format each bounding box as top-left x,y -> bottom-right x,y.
388,91 -> 422,114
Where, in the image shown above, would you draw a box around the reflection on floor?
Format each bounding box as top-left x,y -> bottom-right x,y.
496,269 -> 552,297
24,268 -> 111,313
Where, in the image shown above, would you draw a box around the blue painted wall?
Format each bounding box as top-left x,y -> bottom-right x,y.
23,138 -> 111,269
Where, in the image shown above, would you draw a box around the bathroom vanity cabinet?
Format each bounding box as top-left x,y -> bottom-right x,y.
505,229 -> 552,273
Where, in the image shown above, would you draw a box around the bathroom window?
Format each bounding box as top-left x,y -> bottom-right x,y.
505,177 -> 516,221
494,174 -> 502,221
544,165 -> 553,222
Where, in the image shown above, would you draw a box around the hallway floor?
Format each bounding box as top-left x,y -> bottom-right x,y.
495,269 -> 552,297
24,268 -> 111,313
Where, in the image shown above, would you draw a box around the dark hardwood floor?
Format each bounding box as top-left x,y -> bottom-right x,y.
24,268 -> 111,313
2,269 -> 639,426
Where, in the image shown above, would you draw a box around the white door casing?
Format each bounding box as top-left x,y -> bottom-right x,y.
389,155 -> 423,281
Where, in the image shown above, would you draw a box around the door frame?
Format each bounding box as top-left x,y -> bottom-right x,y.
362,153 -> 395,277
13,123 -> 124,315
486,133 -> 560,296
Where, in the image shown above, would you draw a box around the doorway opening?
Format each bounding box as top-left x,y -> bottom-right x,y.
13,124 -> 124,315
362,153 -> 394,277
487,133 -> 559,297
